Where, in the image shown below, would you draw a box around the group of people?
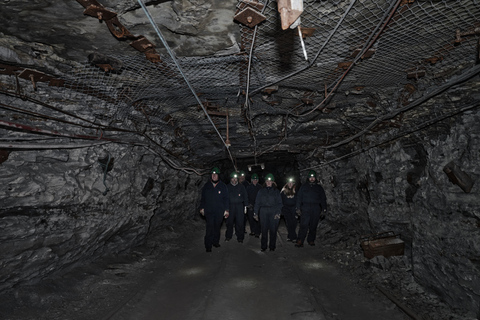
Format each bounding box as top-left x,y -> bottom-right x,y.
199,167 -> 327,253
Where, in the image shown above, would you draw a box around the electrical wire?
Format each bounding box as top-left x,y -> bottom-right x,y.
137,0 -> 237,171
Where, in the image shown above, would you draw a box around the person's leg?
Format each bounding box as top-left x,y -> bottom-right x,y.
296,208 -> 311,247
260,210 -> 269,250
247,207 -> 256,235
234,204 -> 245,242
284,206 -> 298,241
307,205 -> 321,245
269,215 -> 280,250
205,212 -> 214,250
213,211 -> 223,246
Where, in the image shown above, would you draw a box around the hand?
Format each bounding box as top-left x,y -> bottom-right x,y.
244,206 -> 248,214
320,209 -> 326,220
253,214 -> 259,221
274,214 -> 280,220
224,211 -> 229,218
200,208 -> 204,216
296,208 -> 301,216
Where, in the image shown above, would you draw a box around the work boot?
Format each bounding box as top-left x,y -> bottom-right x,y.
295,240 -> 303,247
308,241 -> 315,246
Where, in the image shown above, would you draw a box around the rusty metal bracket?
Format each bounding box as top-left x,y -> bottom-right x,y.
443,161 -> 474,193
105,16 -> 135,40
234,7 -> 266,29
454,26 -> 480,45
0,63 -> 22,76
350,48 -> 376,59
298,27 -> 315,38
406,67 -> 426,79
130,36 -> 155,52
83,4 -> 117,21
76,0 -> 164,65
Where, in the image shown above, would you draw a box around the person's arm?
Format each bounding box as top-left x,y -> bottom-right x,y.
253,190 -> 263,220
295,185 -> 303,215
199,184 -> 206,215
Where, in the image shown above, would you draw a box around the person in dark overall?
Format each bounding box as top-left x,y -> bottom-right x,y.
225,171 -> 248,243
295,170 -> 327,247
200,167 -> 229,252
238,170 -> 250,234
246,173 -> 262,237
281,177 -> 298,242
254,173 -> 282,252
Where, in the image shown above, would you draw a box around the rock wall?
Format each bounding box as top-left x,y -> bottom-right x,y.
306,109 -> 480,315
0,143 -> 203,292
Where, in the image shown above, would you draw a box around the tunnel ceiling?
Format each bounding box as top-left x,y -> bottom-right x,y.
1,0 -> 480,173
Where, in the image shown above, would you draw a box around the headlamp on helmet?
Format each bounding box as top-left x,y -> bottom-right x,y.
211,167 -> 220,174
265,173 -> 275,182
251,173 -> 259,180
230,171 -> 238,179
308,170 -> 317,178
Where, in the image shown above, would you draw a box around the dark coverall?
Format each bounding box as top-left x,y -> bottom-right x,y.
296,182 -> 327,245
225,183 -> 248,241
200,180 -> 229,250
254,186 -> 283,251
241,180 -> 250,233
281,189 -> 297,241
246,183 -> 262,236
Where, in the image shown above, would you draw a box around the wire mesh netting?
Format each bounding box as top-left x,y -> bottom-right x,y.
2,0 -> 480,168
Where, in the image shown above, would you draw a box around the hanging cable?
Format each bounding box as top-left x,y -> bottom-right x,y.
137,0 -> 236,169
319,63 -> 480,149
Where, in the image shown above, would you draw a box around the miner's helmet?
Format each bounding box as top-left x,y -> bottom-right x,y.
251,173 -> 259,180
308,170 -> 317,178
239,170 -> 246,177
287,177 -> 295,183
230,171 -> 238,179
265,173 -> 275,182
211,167 -> 220,174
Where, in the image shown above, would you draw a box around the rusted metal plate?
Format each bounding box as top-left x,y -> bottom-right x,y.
360,231 -> 405,259
299,27 -> 315,38
443,161 -> 474,193
0,64 -> 22,75
236,0 -> 264,13
17,69 -> 53,83
234,7 -> 266,28
83,4 -> 117,21
406,68 -> 426,79
350,48 -> 376,59
75,0 -> 102,9
130,37 -> 155,52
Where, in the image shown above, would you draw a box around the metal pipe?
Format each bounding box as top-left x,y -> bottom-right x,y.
0,119 -> 121,142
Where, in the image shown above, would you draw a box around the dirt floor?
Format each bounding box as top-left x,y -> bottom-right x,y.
0,218 -> 469,320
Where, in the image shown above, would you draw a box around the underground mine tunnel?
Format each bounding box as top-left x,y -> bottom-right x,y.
1,0 -> 480,319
